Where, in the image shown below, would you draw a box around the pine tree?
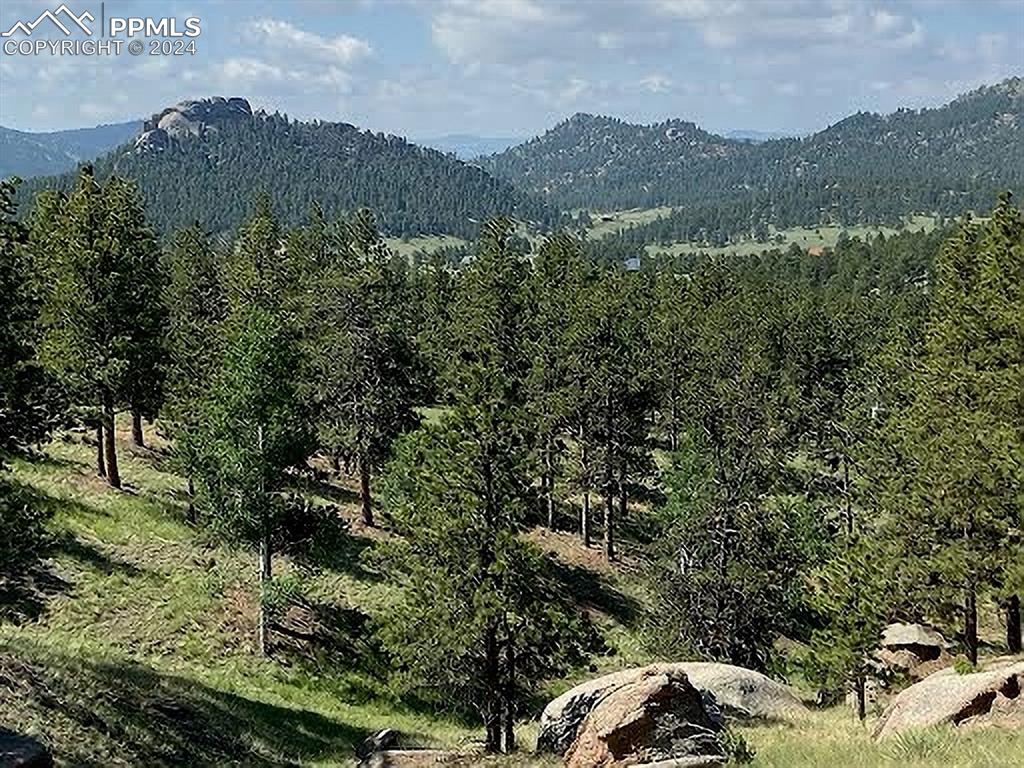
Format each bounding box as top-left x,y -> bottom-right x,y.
370,219 -> 576,752
887,197 -> 1023,664
525,232 -> 591,530
302,210 -> 421,526
162,224 -> 228,519
35,167 -> 163,488
565,268 -> 653,560
373,414 -> 590,752
809,539 -> 891,720
1,179 -> 61,575
183,307 -> 311,654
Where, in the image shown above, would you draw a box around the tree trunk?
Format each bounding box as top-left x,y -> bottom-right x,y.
359,455 -> 373,526
258,533 -> 272,656
483,622 -> 501,753
1007,594 -> 1022,654
95,422 -> 106,477
843,455 -> 853,538
131,408 -> 144,447
603,440 -> 615,561
603,487 -> 614,562
617,466 -> 627,534
544,438 -> 555,530
582,492 -> 591,548
854,673 -> 866,721
668,401 -> 678,452
186,476 -> 196,524
102,392 -> 120,489
580,433 -> 591,547
964,580 -> 978,666
502,627 -> 516,753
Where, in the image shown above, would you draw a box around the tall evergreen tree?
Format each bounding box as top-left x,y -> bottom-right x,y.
886,197 -> 1023,663
525,233 -> 591,530
184,307 -> 311,654
162,224 -> 228,518
566,269 -> 653,560
373,221 -> 590,753
303,210 -> 421,526
35,167 -> 163,488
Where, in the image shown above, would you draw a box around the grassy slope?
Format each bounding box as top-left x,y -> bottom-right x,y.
583,208 -> 939,256
2,422 -> 1021,767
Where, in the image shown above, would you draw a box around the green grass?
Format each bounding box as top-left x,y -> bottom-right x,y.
1,427 -> 478,766
581,206 -> 941,256
583,206 -> 675,239
385,234 -> 467,257
2,422 -> 1021,767
737,708 -> 1024,768
645,214 -> 940,258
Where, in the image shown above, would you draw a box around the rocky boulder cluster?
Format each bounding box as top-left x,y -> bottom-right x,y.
134,97 -> 252,154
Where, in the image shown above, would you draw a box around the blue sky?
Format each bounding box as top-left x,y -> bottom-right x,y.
0,0 -> 1021,140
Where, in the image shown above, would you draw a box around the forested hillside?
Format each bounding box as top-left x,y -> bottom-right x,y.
484,78 -> 1023,233
21,99 -> 557,239
2,164 -> 1022,764
0,121 -> 140,180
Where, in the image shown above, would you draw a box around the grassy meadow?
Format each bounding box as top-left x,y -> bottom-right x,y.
583,208 -> 940,257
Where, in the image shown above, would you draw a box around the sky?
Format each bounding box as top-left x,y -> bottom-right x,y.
0,0 -> 1022,141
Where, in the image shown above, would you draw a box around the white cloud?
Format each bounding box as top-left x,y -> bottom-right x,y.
639,74 -> 673,94
244,18 -> 372,64
221,57 -> 289,85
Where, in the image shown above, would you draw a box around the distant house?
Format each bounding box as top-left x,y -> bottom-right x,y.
624,256 -> 641,271
807,245 -> 825,257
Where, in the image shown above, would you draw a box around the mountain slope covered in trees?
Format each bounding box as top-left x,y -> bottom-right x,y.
483,78 -> 1024,227
0,121 -> 140,180
25,99 -> 557,239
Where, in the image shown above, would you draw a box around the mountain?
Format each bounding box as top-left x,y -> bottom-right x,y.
416,134 -> 524,160
482,78 -> 1024,229
28,98 -> 557,239
0,121 -> 140,179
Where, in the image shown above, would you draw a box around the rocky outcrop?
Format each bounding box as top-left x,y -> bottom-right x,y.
134,97 -> 252,153
874,659 -> 1024,738
538,662 -> 803,755
564,667 -> 725,768
0,728 -> 52,768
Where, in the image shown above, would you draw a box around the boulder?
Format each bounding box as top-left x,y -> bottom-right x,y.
670,662 -> 805,720
356,728 -> 401,760
539,667 -> 655,755
0,728 -> 52,768
564,667 -> 725,768
876,622 -> 949,675
874,660 -> 1024,738
538,662 -> 803,755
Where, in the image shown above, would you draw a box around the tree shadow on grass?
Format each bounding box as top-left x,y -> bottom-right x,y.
299,474 -> 361,508
543,557 -> 641,628
0,479 -> 152,625
0,643 -> 393,767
